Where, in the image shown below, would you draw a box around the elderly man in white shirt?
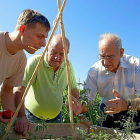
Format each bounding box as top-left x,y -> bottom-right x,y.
87,53 -> 140,106
72,33 -> 140,133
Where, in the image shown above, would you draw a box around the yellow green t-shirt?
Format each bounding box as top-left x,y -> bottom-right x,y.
23,54 -> 77,119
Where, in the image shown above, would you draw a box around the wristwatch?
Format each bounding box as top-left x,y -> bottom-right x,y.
77,114 -> 84,119
78,114 -> 84,117
127,100 -> 132,110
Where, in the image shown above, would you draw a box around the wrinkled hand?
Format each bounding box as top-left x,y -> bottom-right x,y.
14,116 -> 31,137
66,96 -> 82,116
78,115 -> 92,128
106,89 -> 128,114
0,116 -> 11,123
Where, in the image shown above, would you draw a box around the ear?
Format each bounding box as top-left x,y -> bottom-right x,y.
120,48 -> 124,58
19,25 -> 26,35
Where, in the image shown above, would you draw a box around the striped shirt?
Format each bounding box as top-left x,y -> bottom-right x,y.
85,54 -> 140,104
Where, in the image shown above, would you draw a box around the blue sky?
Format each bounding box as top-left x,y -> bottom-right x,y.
1,0 -> 140,87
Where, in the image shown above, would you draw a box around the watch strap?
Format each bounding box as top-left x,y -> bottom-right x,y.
127,101 -> 132,110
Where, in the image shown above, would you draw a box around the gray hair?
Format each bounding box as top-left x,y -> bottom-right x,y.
49,34 -> 70,52
98,33 -> 122,50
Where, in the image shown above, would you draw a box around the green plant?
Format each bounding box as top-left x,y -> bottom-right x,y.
71,83 -> 139,139
62,89 -> 78,123
24,119 -> 56,139
0,122 -> 14,140
0,85 -> 140,139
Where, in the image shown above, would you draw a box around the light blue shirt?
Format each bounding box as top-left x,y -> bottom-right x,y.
85,54 -> 140,104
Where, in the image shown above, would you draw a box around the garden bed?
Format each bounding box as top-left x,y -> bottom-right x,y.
2,123 -> 140,140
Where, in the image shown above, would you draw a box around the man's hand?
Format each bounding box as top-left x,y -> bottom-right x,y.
106,89 -> 128,114
0,116 -> 11,123
78,115 -> 92,128
66,96 -> 83,116
14,116 -> 31,137
14,86 -> 31,136
71,88 -> 80,99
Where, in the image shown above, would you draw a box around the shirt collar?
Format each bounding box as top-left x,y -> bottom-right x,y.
43,53 -> 65,68
119,57 -> 128,68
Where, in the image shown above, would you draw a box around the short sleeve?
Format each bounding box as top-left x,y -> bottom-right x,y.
5,52 -> 27,87
69,61 -> 77,89
22,55 -> 39,87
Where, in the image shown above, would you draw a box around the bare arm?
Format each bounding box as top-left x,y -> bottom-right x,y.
0,82 -> 14,122
71,87 -> 80,99
14,86 -> 31,136
14,86 -> 26,117
1,82 -> 14,111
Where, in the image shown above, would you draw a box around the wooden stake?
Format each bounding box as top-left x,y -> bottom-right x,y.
57,0 -> 75,139
1,0 -> 67,139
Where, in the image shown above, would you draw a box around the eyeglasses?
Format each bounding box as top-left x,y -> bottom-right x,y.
97,54 -> 116,60
25,15 -> 50,26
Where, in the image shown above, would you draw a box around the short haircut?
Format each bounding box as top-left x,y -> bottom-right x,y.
99,33 -> 122,50
15,9 -> 50,31
49,34 -> 70,52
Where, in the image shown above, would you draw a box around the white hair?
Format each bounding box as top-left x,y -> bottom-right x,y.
48,34 -> 70,51
99,33 -> 122,50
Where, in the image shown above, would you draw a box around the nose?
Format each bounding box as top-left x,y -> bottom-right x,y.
54,54 -> 60,60
103,59 -> 110,65
40,39 -> 46,47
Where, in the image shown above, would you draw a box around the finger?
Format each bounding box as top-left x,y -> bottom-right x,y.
81,120 -> 92,128
17,125 -> 23,134
73,108 -> 79,116
22,124 -> 28,136
106,104 -> 117,110
73,105 -> 82,116
23,123 -> 31,137
113,89 -> 122,98
107,99 -> 119,104
106,106 -> 120,114
73,111 -> 77,116
0,117 -> 11,123
71,95 -> 78,103
14,122 -> 18,132
106,110 -> 116,114
28,123 -> 31,131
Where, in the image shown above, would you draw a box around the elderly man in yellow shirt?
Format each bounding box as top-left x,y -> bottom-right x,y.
14,34 -> 79,136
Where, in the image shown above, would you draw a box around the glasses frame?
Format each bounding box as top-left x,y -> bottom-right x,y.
97,54 -> 116,61
25,15 -> 49,25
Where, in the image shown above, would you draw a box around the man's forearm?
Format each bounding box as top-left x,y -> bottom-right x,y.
1,83 -> 14,111
71,88 -> 80,99
14,86 -> 26,117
